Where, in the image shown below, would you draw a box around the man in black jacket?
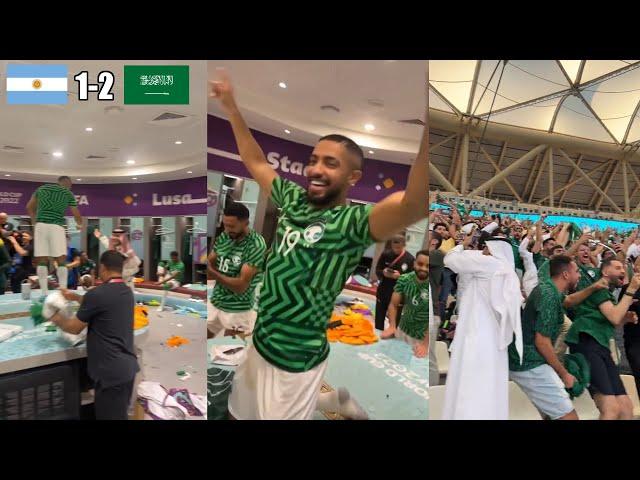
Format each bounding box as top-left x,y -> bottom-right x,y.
49,250 -> 140,420
374,235 -> 414,331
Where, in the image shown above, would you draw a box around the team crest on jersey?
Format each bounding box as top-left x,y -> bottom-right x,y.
303,222 -> 325,244
420,291 -> 429,301
588,270 -> 596,278
231,255 -> 242,266
401,263 -> 408,271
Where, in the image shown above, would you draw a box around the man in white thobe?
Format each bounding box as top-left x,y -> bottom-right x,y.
442,236 -> 523,419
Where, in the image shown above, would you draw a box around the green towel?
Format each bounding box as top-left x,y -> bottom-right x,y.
563,353 -> 591,399
568,223 -> 584,244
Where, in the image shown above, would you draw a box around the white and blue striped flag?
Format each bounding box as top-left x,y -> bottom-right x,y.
6,64 -> 68,104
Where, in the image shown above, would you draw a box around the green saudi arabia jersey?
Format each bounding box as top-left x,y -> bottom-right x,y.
253,177 -> 374,373
210,230 -> 267,312
509,280 -> 566,371
577,263 -> 600,291
78,260 -> 96,276
394,272 -> 429,340
35,184 -> 77,226
566,288 -> 616,348
167,260 -> 185,283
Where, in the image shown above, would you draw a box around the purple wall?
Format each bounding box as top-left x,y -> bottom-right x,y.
208,115 -> 410,203
0,177 -> 206,216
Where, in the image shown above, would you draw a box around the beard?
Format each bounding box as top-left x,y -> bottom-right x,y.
307,183 -> 343,207
416,270 -> 428,280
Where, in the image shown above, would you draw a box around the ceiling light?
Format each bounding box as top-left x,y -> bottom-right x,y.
284,129 -> 291,134
175,140 -> 183,145
187,171 -> 192,174
85,127 -> 93,132
368,150 -> 375,154
76,178 -> 82,181
132,177 -> 137,180
52,151 -> 63,158
4,174 -> 10,177
364,124 -> 375,132
126,160 -> 135,165
279,82 -> 287,89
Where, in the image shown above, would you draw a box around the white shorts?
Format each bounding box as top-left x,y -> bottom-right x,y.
166,280 -> 181,289
34,223 -> 66,258
208,304 -> 257,336
228,342 -> 328,420
509,364 -> 574,420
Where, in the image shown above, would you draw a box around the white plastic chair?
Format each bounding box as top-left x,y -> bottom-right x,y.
508,381 -> 543,420
620,374 -> 640,419
435,341 -> 450,376
428,385 -> 446,420
572,392 -> 600,420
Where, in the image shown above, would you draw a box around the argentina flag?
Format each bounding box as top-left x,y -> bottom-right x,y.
6,64 -> 68,104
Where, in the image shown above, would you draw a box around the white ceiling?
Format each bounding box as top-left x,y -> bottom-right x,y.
0,60 -> 206,183
429,60 -> 640,145
207,60 -> 427,165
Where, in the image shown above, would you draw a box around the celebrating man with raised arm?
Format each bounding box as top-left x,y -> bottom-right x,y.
211,69 -> 429,420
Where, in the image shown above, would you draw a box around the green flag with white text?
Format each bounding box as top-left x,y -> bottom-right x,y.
124,65 -> 189,105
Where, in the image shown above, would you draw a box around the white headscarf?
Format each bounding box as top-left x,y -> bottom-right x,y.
485,237 -> 524,363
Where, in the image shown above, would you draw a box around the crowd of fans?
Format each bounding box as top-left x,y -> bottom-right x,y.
428,194 -> 640,419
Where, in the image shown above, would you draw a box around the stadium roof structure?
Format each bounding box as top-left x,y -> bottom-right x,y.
429,60 -> 640,216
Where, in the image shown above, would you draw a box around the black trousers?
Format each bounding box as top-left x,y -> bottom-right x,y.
625,339 -> 640,398
375,286 -> 403,331
94,380 -> 134,420
10,268 -> 32,293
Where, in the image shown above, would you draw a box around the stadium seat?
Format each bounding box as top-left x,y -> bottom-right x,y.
428,385 -> 446,420
508,381 -> 543,420
435,341 -> 450,376
572,392 -> 599,420
620,374 -> 640,419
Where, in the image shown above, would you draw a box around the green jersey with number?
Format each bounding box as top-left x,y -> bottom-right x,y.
253,177 -> 374,372
211,230 -> 266,312
394,272 -> 429,340
167,260 -> 185,283
35,184 -> 78,226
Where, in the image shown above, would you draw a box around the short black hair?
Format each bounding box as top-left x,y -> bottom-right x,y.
542,237 -> 556,247
100,250 -> 124,273
318,134 -> 364,170
170,251 -> 179,257
549,255 -> 574,278
224,202 -> 250,220
552,245 -> 565,253
601,256 -> 622,272
58,176 -> 71,183
430,232 -> 443,250
433,223 -> 448,231
415,249 -> 429,261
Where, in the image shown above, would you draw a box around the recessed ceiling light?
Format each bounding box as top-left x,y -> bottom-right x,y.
364,124 -> 375,132
52,151 -> 63,158
175,140 -> 183,145
187,171 -> 192,174
85,127 -> 93,132
4,174 -> 10,177
126,160 -> 135,165
132,177 -> 137,180
368,150 -> 375,155
76,178 -> 82,181
284,129 -> 291,134
279,82 -> 287,89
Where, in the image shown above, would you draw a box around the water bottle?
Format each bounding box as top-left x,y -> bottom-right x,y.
21,281 -> 31,300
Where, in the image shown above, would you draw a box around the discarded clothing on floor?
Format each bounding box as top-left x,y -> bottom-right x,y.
207,367 -> 235,421
0,323 -> 23,342
137,381 -> 205,420
327,310 -> 378,345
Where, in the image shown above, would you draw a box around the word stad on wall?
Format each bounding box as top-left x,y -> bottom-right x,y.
267,152 -> 308,176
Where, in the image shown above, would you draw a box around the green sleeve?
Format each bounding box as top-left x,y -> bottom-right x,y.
68,190 -> 78,207
534,287 -> 560,338
589,288 -> 613,307
270,176 -> 304,209
245,235 -> 266,269
394,274 -> 408,294
346,204 -> 374,248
